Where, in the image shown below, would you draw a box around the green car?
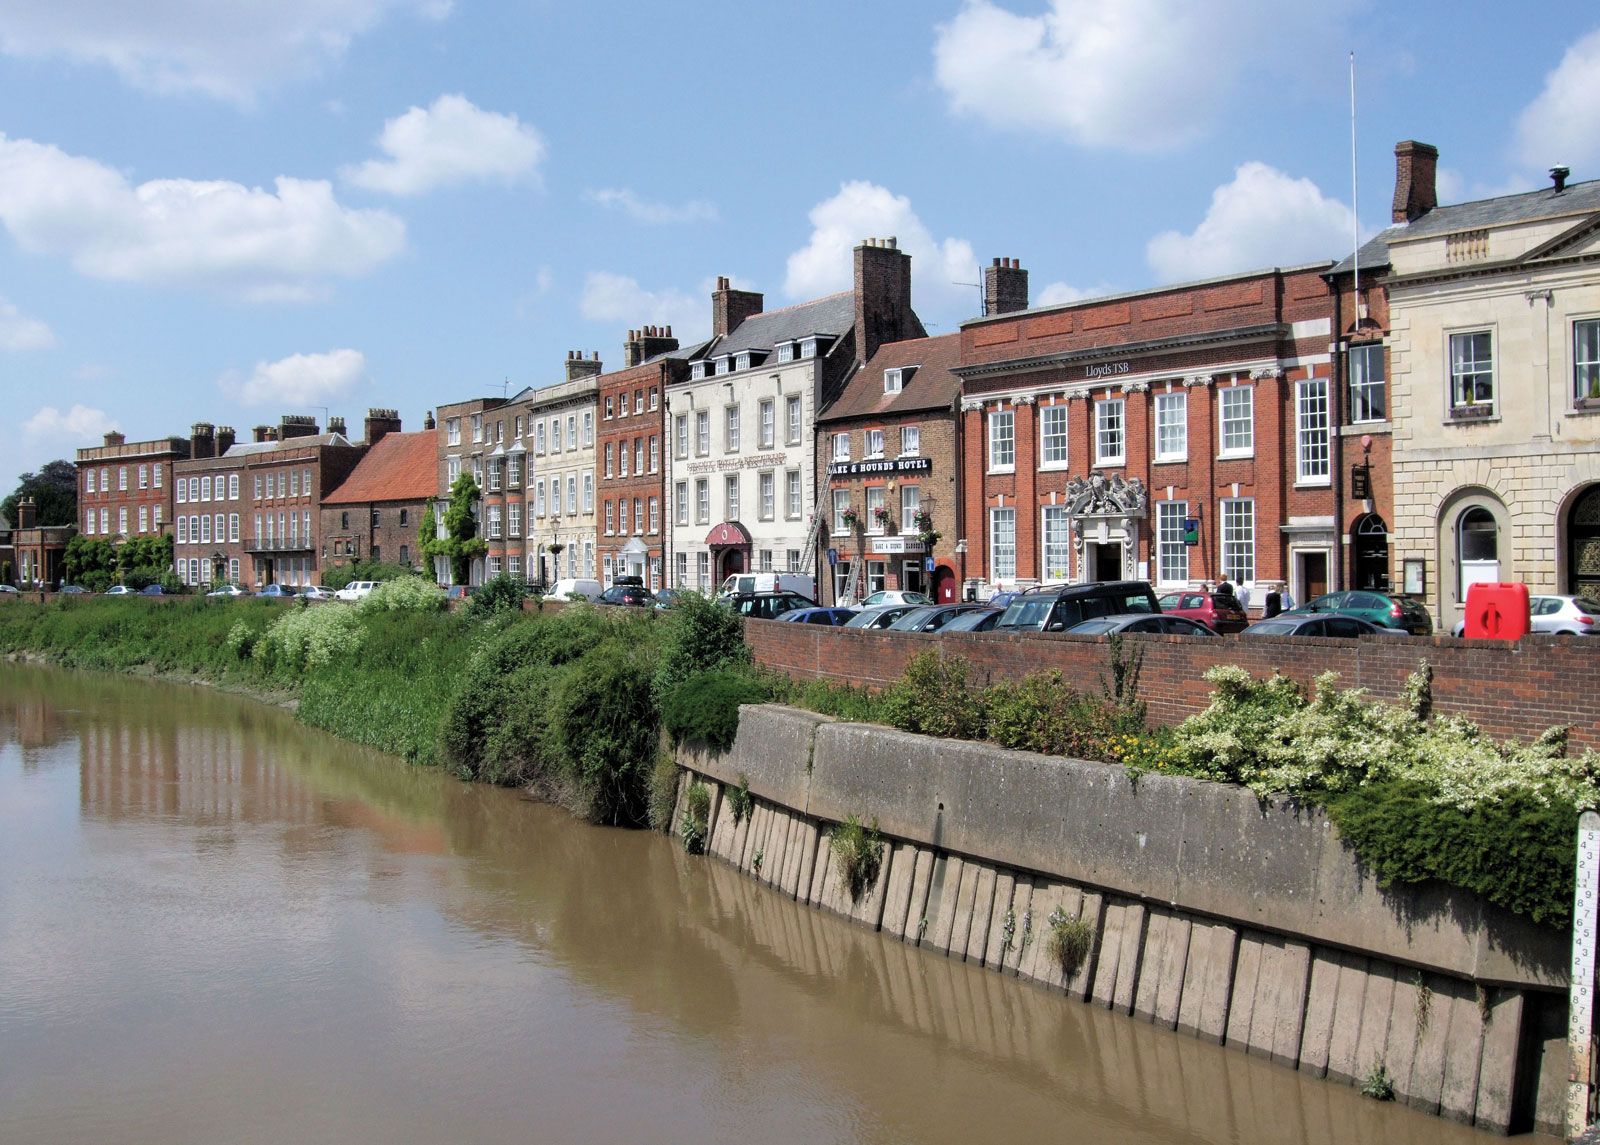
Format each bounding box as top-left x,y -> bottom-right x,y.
1292,590 -> 1433,636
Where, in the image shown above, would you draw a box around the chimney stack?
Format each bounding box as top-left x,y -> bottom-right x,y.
215,426 -> 236,455
363,408 -> 402,446
103,430 -> 125,447
564,350 -> 603,383
1551,165 -> 1571,193
712,276 -> 764,338
424,409 -> 436,431
252,425 -> 273,444
327,415 -> 347,437
190,422 -> 216,460
854,237 -> 923,363
1392,140 -> 1439,223
16,497 -> 36,530
278,414 -> 319,440
984,257 -> 1030,315
623,323 -> 681,368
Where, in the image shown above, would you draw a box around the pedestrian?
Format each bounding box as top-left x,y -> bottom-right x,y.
1236,582 -> 1252,613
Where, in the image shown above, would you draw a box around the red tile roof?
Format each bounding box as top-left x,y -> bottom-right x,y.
322,431 -> 437,505
817,332 -> 962,423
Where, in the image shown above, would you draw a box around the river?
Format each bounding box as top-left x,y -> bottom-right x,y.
0,662 -> 1536,1144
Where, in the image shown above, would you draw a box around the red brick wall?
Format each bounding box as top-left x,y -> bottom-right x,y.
744,619 -> 1600,751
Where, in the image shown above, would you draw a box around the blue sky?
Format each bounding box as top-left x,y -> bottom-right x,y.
3,1 -> 1598,481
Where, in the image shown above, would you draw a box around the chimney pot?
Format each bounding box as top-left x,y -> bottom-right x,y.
1551,165 -> 1571,192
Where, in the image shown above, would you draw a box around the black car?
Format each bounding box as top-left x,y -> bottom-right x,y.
597,584 -> 654,607
726,591 -> 815,620
1241,614 -> 1396,639
995,580 -> 1163,633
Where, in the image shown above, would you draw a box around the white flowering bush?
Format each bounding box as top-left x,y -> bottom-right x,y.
255,605 -> 364,672
357,575 -> 446,615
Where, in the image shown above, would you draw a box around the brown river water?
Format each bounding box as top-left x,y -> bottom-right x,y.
0,662 -> 1544,1144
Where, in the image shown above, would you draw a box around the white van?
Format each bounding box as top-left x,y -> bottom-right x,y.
335,580 -> 377,602
548,578 -> 603,602
718,572 -> 815,600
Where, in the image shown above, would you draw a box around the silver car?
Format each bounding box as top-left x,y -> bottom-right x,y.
843,604 -> 920,630
1451,594 -> 1600,636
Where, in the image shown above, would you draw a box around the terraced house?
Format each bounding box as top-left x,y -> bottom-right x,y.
76,429 -> 190,547
666,239 -> 924,593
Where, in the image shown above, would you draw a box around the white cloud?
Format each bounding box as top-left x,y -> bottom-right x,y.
0,297 -> 55,350
221,348 -> 367,407
579,272 -> 705,340
0,0 -> 449,104
341,94 -> 544,196
784,181 -> 976,311
0,134 -> 405,301
23,403 -> 116,442
1035,281 -> 1117,307
586,188 -> 717,225
933,0 -> 1350,152
1145,162 -> 1356,283
1514,27 -> 1600,175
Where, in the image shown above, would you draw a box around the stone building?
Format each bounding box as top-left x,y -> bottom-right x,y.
815,331 -> 962,604
75,429 -> 191,547
320,428 -> 439,573
955,258 -> 1338,606
172,415 -> 376,588
1372,146 -> 1600,626
596,326 -> 697,588
666,238 -> 925,593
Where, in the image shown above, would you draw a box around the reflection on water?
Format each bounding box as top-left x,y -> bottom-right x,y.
0,663 -> 1534,1144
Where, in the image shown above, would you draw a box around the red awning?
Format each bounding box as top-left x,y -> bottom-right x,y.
705,520 -> 751,547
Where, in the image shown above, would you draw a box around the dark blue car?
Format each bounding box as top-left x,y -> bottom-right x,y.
779,606 -> 858,626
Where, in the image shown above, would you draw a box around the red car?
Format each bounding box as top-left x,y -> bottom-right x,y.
1158,589 -> 1249,634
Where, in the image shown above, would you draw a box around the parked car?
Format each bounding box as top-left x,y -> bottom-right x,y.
301,585 -> 335,602
206,584 -> 245,598
57,584 -> 89,595
0,584 -> 18,595
996,580 -> 1162,633
1066,614 -> 1218,637
937,607 -> 1004,633
984,590 -> 1020,610
1158,588 -> 1249,634
885,603 -> 994,633
843,604 -> 921,630
1241,614 -> 1395,639
779,606 -> 859,626
719,572 -> 815,600
257,584 -> 298,599
596,584 -> 654,607
725,591 -> 816,620
1450,594 -> 1600,637
445,585 -> 479,601
1296,590 -> 1433,635
859,589 -> 932,608
334,580 -> 377,602
104,585 -> 134,596
548,577 -> 603,602
653,588 -> 695,610
140,585 -> 166,596
613,574 -> 645,587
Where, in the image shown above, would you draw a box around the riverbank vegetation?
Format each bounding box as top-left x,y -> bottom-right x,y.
1,595 -> 1591,926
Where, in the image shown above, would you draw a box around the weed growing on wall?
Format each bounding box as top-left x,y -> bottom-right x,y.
726,774 -> 753,825
880,652 -> 985,739
1044,906 -> 1095,980
830,814 -> 884,902
680,781 -> 711,854
648,744 -> 681,833
1360,1058 -> 1396,1101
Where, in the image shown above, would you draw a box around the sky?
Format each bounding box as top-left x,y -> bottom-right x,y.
3,1 -> 1599,482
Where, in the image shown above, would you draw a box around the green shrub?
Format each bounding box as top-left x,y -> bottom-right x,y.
660,668 -> 769,752
1044,907 -> 1095,979
680,781 -> 712,853
652,592 -> 749,704
254,604 -> 363,673
226,620 -> 260,660
830,814 -> 884,901
321,559 -> 416,592
1360,1058 -> 1395,1101
880,651 -> 984,740
463,573 -> 528,620
358,575 -> 445,614
984,669 -> 1124,758
547,643 -> 660,825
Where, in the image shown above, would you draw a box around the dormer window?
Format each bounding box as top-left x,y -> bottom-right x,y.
718,356 -> 735,375
735,352 -> 751,372
691,361 -> 707,380
777,342 -> 796,363
801,338 -> 819,359
884,368 -> 903,394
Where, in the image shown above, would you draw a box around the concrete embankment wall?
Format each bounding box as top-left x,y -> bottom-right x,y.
672,705 -> 1572,1136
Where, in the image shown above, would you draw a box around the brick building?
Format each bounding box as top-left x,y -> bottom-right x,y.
816,331 -> 962,604
433,395 -> 505,585
955,259 -> 1339,606
3,497 -> 72,588
172,415 -> 376,588
320,424 -> 437,573
597,326 -> 695,588
666,238 -> 925,593
76,429 -> 190,545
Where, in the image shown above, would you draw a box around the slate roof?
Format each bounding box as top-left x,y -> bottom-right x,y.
222,432 -> 352,457
693,292 -> 855,361
322,431 -> 438,505
1329,178 -> 1600,275
818,333 -> 961,424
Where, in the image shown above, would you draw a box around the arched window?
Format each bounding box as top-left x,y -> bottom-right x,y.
1457,506 -> 1499,598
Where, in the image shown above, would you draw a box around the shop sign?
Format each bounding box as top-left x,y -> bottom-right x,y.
828,456 -> 932,478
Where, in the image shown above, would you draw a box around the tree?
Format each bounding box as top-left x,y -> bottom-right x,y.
421,475 -> 486,585
63,535 -> 118,592
2,460 -> 77,528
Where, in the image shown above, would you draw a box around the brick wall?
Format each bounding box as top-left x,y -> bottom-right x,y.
744,619 -> 1600,751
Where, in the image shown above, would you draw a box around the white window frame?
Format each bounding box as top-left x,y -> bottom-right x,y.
832,433 -> 850,462
884,368 -> 903,394
786,470 -> 802,520
725,404 -> 740,452
865,486 -> 886,534
1295,376 -> 1331,485
865,429 -> 885,459
675,482 -> 688,526
759,471 -> 775,520
1349,342 -> 1387,422
1039,404 -> 1068,469
1220,498 -> 1255,585
989,507 -> 1017,582
1041,505 -> 1070,581
831,489 -> 851,534
1095,398 -> 1125,466
1156,501 -> 1189,586
695,478 -> 710,525
987,409 -> 1015,473
1218,386 -> 1254,457
695,411 -> 710,456
1449,328 -> 1496,415
786,395 -> 803,445
758,399 -> 775,449
1154,391 -> 1187,462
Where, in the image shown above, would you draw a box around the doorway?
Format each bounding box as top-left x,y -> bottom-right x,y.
1089,542 -> 1123,582
718,548 -> 745,581
1568,485 -> 1600,597
1352,513 -> 1390,591
933,565 -> 957,603
1296,551 -> 1329,603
